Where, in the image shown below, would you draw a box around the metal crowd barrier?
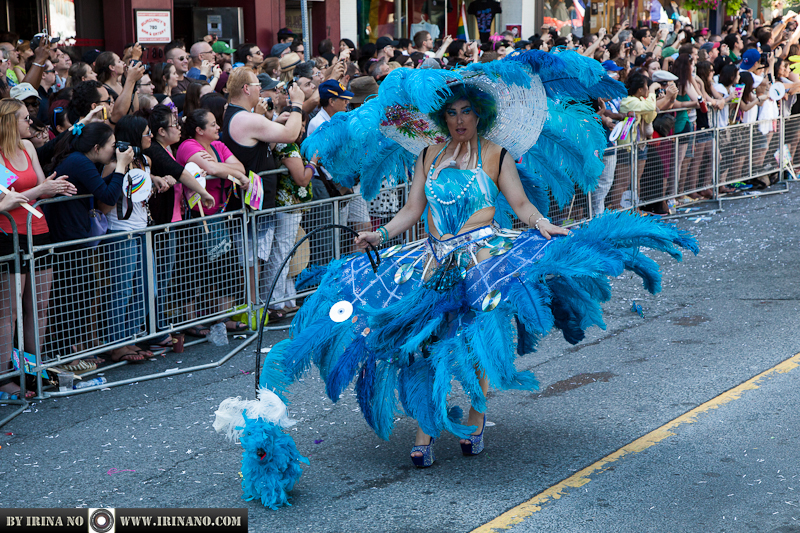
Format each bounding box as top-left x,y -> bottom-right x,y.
3,111 -> 800,411
587,112 -> 800,219
0,213 -> 29,426
11,171 -> 415,401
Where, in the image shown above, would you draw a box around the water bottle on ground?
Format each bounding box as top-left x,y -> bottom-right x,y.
208,322 -> 229,346
73,377 -> 108,389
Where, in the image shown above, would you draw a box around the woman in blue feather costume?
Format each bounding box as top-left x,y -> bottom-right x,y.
262,50 -> 698,468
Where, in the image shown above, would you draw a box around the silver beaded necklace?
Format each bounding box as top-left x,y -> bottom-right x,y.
426,140 -> 482,206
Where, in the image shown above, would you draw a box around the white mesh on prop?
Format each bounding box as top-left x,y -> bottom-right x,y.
471,72 -> 548,160
378,72 -> 548,161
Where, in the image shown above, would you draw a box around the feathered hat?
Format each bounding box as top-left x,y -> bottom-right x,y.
302,50 -> 627,224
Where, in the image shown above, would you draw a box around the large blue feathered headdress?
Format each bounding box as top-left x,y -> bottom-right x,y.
301,51 -> 626,224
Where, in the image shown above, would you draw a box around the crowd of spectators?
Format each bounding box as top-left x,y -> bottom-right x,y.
586,7 -> 800,215
0,10 -> 798,395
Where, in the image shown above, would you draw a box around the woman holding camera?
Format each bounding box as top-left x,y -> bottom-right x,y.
99,115 -> 170,362
45,121 -> 135,362
94,51 -> 144,125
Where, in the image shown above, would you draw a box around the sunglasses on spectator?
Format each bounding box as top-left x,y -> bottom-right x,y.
44,69 -> 56,73
142,130 -> 152,137
97,98 -> 114,105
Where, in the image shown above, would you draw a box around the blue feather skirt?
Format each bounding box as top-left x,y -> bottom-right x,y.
261,211 -> 698,441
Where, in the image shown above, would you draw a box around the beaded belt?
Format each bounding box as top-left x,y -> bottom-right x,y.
425,224 -> 498,264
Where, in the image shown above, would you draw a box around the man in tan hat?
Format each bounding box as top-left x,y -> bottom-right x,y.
348,76 -> 379,108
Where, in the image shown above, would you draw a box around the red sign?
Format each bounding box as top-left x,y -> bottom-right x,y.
136,10 -> 172,44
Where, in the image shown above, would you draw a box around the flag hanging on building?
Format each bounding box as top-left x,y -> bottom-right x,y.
457,0 -> 470,41
571,0 -> 585,28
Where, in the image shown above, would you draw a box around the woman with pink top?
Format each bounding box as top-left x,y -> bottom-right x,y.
175,108 -> 250,336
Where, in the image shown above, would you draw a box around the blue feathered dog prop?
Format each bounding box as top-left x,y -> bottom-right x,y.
238,416 -> 308,510
213,388 -> 308,509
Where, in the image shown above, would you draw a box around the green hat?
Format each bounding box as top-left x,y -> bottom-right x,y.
212,41 -> 236,54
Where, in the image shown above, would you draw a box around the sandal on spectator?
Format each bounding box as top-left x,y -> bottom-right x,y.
148,334 -> 174,355
225,320 -> 249,332
109,349 -> 147,364
133,348 -> 156,359
267,309 -> 287,321
57,359 -> 97,373
185,326 -> 211,338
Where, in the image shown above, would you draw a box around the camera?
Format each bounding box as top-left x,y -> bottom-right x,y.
265,97 -> 274,112
115,141 -> 141,157
31,30 -> 60,49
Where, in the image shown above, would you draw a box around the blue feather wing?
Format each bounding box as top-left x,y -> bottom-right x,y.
358,137 -> 416,201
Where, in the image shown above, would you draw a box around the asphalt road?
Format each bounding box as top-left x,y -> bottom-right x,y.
3,185 -> 800,533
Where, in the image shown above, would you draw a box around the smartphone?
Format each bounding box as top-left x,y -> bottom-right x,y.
102,107 -> 108,121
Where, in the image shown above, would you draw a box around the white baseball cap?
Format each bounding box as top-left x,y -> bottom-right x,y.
10,83 -> 40,102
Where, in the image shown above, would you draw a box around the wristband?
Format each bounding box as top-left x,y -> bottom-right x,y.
304,164 -> 316,172
32,62 -> 45,68
658,39 -> 665,44
291,105 -> 302,114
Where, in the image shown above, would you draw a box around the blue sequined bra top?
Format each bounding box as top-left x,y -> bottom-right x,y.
424,139 -> 499,236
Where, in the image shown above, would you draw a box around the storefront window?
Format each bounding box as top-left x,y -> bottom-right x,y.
544,0 -> 586,36
358,0 -> 401,44
49,0 -> 76,40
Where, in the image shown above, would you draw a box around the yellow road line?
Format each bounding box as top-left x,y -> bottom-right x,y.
472,351 -> 800,533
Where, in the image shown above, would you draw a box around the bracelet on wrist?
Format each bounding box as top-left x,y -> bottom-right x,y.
304,164 -> 316,172
528,215 -> 548,230
376,226 -> 389,245
291,105 -> 302,114
33,62 -> 45,68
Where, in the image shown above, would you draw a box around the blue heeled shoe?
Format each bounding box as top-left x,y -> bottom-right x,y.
460,414 -> 486,456
410,437 -> 435,468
